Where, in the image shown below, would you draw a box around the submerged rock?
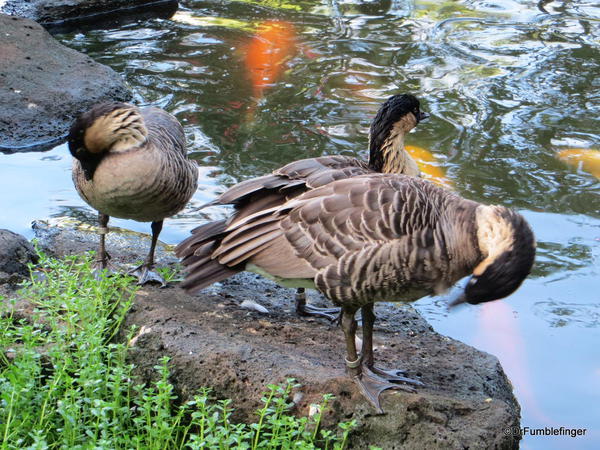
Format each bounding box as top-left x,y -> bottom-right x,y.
0,14 -> 130,152
31,221 -> 521,448
0,229 -> 38,284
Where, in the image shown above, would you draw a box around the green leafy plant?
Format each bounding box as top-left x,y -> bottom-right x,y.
0,250 -> 355,449
156,264 -> 183,283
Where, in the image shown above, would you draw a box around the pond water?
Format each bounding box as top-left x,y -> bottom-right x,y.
1,0 -> 599,447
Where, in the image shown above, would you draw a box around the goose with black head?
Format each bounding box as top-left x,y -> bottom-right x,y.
176,173 -> 535,413
177,93 -> 429,317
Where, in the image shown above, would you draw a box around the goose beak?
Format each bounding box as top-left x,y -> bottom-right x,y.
447,292 -> 467,309
418,111 -> 430,123
447,277 -> 470,309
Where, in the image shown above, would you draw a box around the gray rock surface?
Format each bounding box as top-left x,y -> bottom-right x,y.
27,219 -> 521,449
0,229 -> 38,284
0,14 -> 130,152
1,0 -> 177,28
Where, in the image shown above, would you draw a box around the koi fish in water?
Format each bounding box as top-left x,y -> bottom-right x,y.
244,20 -> 297,99
405,144 -> 453,189
556,148 -> 600,180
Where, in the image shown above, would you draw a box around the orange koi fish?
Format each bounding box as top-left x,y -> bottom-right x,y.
405,144 -> 452,188
244,20 -> 297,99
556,148 -> 600,179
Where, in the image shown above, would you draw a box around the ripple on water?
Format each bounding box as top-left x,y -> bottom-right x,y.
533,301 -> 600,328
101,27 -> 171,40
2,3 -> 599,447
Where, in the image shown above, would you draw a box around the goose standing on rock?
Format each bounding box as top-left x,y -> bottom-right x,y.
68,102 -> 198,286
176,174 -> 535,412
187,94 -> 428,318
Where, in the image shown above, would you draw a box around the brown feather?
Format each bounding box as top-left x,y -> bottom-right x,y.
216,226 -> 282,265
180,259 -> 240,293
250,234 -> 316,278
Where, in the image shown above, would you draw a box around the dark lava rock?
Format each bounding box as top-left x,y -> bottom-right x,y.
0,229 -> 38,284
31,220 -> 521,449
0,14 -> 130,152
1,0 -> 178,30
31,218 -> 178,269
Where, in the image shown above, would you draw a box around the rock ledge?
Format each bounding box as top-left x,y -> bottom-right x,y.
1,0 -> 178,29
8,221 -> 521,449
0,14 -> 130,152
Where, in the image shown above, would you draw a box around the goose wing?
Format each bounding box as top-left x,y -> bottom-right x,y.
210,155 -> 372,208
275,174 -> 454,304
141,107 -> 187,156
178,174 -> 463,299
176,156 -> 375,289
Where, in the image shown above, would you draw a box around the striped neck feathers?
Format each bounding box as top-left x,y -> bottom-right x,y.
83,106 -> 148,154
369,114 -> 419,176
467,205 -> 536,303
474,206 -> 519,272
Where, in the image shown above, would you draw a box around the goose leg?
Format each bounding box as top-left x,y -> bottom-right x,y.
129,220 -> 167,287
93,213 -> 117,277
342,307 -> 390,414
361,304 -> 423,386
341,307 -> 360,370
343,305 -> 422,414
295,288 -> 340,321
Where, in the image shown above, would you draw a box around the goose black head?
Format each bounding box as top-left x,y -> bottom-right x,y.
68,103 -> 146,180
449,207 -> 536,308
369,94 -> 429,170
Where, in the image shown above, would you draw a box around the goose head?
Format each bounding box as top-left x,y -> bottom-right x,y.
450,206 -> 536,307
368,94 -> 429,174
68,103 -> 148,179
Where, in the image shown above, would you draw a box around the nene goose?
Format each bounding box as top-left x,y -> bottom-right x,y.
176,174 -> 536,412
195,93 -> 428,318
69,102 -> 198,286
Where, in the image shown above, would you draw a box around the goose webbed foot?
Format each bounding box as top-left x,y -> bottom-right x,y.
368,365 -> 423,384
129,264 -> 167,287
297,303 -> 340,321
348,358 -> 424,414
128,220 -> 167,287
295,288 -> 340,321
342,306 -> 422,413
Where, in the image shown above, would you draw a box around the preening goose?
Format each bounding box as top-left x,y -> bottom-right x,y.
69,102 -> 198,285
193,93 -> 428,318
176,173 -> 536,412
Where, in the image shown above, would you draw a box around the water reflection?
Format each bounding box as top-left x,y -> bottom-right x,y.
43,0 -> 179,34
534,240 -> 593,278
1,1 -> 599,448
